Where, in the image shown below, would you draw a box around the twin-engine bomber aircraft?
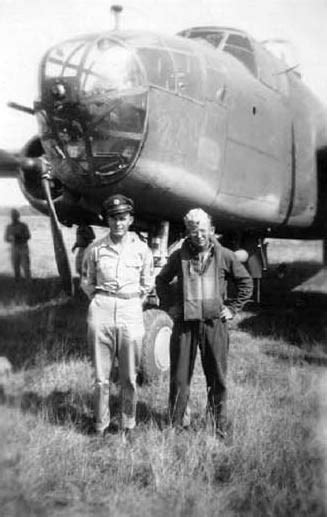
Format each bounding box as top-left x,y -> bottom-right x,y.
2,24 -> 327,379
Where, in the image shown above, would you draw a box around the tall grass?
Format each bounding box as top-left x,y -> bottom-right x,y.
0,331 -> 325,516
0,216 -> 326,516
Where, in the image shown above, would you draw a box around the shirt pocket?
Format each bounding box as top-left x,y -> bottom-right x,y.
123,255 -> 143,282
97,251 -> 117,280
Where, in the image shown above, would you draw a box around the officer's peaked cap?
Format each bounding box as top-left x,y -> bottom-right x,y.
103,194 -> 134,217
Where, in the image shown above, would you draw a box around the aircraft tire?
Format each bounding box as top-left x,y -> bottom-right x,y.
141,309 -> 172,383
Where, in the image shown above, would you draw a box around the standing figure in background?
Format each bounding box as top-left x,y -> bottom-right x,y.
222,231 -> 267,304
81,195 -> 154,438
238,232 -> 268,304
72,223 -> 95,278
4,208 -> 31,281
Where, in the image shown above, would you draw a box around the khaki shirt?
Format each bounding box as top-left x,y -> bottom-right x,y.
81,231 -> 154,300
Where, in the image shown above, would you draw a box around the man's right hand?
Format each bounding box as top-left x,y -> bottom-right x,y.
168,305 -> 180,320
103,279 -> 120,294
220,306 -> 234,322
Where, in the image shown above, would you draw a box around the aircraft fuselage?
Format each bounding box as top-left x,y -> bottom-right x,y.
19,27 -> 327,238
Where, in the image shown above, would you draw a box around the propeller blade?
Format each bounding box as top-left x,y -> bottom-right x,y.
41,176 -> 74,296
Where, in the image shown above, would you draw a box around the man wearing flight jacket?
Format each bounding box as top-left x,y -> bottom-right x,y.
156,208 -> 253,438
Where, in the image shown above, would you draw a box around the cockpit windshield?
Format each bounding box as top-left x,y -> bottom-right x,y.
179,27 -> 257,76
181,31 -> 225,49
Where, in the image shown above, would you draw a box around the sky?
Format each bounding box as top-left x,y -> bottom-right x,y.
0,0 -> 326,205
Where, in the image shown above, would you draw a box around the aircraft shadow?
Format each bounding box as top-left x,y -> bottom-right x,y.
2,262 -> 325,432
238,261 -> 327,351
260,261 -> 325,300
0,274 -> 74,306
0,274 -> 165,434
0,274 -> 89,369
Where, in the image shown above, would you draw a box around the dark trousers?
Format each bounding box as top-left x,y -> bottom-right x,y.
11,244 -> 31,281
169,318 -> 229,430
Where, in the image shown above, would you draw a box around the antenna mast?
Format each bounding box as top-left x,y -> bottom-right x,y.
110,4 -> 123,31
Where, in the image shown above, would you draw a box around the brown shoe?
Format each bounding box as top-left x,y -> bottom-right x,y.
96,421 -> 120,437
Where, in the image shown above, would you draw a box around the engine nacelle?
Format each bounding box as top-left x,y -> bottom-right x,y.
18,136 -> 63,216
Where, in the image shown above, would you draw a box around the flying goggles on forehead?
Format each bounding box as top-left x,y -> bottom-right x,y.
186,219 -> 212,231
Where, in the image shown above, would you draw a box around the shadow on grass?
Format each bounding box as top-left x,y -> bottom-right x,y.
239,262 -> 327,349
0,384 -> 165,435
0,274 -> 166,434
0,274 -> 90,369
262,261 -> 324,296
0,275 -> 63,306
0,387 -> 94,435
262,348 -> 327,367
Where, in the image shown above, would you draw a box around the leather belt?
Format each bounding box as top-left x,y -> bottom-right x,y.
95,290 -> 140,299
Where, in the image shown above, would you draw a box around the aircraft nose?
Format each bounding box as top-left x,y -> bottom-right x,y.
84,87 -> 148,177
39,36 -> 148,181
81,38 -> 148,179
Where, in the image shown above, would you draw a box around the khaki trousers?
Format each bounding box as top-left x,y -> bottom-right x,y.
87,294 -> 144,431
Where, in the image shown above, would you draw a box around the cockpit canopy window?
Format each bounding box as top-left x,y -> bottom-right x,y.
180,28 -> 257,77
223,33 -> 257,75
170,51 -> 203,100
224,33 -> 253,51
136,47 -> 203,101
136,48 -> 175,90
185,31 -> 225,49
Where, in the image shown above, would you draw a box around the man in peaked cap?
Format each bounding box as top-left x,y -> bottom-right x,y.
102,194 -> 135,217
81,194 -> 154,438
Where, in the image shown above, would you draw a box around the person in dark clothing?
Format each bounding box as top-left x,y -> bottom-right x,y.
72,223 -> 95,277
155,208 -> 253,438
4,208 -> 31,281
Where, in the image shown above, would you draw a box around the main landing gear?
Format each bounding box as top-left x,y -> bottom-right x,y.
140,221 -> 173,383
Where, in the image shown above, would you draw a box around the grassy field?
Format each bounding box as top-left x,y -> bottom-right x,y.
0,214 -> 326,516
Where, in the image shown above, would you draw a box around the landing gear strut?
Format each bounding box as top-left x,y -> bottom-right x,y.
41,159 -> 74,296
